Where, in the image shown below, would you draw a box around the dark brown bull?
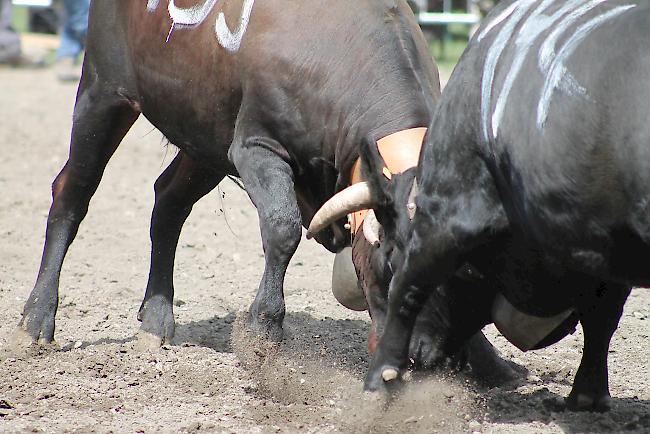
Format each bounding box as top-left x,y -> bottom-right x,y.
11,0 -> 518,381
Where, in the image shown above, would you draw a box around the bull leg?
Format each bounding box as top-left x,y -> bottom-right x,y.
229,137 -> 302,341
351,233 -> 520,382
363,224 -> 463,391
363,176 -> 507,391
136,153 -> 223,348
464,331 -> 528,385
12,81 -> 139,347
566,281 -> 631,412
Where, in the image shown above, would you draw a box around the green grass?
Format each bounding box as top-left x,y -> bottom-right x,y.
11,6 -> 29,33
431,37 -> 467,75
427,22 -> 471,75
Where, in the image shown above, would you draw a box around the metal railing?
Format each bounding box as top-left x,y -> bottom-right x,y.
12,0 -> 52,6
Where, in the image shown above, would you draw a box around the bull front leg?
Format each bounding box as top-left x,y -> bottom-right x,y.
363,228 -> 458,392
9,77 -> 139,350
567,281 -> 631,412
364,160 -> 508,392
229,136 -> 302,341
136,152 -> 223,349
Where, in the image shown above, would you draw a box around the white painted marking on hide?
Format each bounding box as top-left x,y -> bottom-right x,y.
537,5 -> 635,128
479,0 -> 637,140
491,0 -> 592,138
538,1 -> 608,99
146,0 -> 255,53
539,0 -> 607,71
216,0 -> 255,53
480,0 -> 537,142
168,0 -> 218,27
477,2 -> 520,42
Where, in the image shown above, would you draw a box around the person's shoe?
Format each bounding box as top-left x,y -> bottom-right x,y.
55,57 -> 82,82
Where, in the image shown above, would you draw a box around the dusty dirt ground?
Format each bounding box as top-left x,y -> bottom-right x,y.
1,44 -> 649,433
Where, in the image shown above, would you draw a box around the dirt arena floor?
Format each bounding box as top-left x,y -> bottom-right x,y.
1,47 -> 649,433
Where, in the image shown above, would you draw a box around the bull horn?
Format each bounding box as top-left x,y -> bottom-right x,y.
363,209 -> 381,247
382,368 -> 399,382
306,182 -> 374,238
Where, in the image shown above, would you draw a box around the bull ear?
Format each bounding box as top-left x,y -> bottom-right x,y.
359,136 -> 395,220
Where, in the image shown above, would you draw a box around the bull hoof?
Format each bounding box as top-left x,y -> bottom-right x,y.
247,312 -> 284,342
471,354 -> 528,387
382,368 -> 399,381
19,302 -> 57,344
464,332 -> 528,387
566,392 -> 612,412
137,294 -> 175,347
1,328 -> 35,360
134,330 -> 166,352
364,363 -> 402,393
1,327 -> 59,360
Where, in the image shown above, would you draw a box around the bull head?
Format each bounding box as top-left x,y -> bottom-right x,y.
308,137 -> 543,375
308,137 -> 429,353
313,137 -> 580,364
307,137 -> 419,252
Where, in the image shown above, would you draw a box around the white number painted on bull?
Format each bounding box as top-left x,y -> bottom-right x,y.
168,0 -> 218,27
215,0 -> 255,52
147,0 -> 255,53
479,0 -> 636,140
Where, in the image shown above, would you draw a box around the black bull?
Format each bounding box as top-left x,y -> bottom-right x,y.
335,0 -> 650,413
10,0 -> 517,378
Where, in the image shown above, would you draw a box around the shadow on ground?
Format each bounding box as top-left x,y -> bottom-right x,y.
478,374 -> 650,433
174,311 -> 370,372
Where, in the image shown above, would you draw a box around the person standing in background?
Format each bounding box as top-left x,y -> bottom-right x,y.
55,0 -> 90,82
0,0 -> 24,65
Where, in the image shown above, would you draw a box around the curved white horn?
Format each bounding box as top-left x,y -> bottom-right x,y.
363,209 -> 381,247
306,182 -> 374,238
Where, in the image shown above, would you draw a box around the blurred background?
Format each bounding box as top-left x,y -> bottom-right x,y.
12,0 -> 59,35
6,0 -> 501,79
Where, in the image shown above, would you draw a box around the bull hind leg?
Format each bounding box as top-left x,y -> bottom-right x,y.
10,76 -> 139,350
136,153 -> 223,349
229,136 -> 302,341
567,281 -> 631,412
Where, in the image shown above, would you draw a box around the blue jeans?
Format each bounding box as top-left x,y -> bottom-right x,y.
56,0 -> 90,60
